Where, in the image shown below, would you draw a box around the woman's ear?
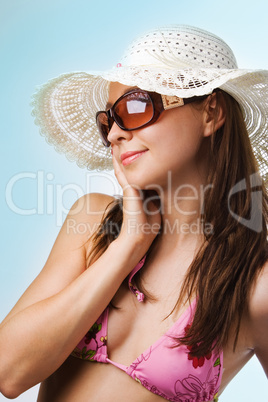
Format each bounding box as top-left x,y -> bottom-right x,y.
203,91 -> 226,137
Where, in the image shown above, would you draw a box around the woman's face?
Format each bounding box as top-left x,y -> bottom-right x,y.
107,82 -> 211,192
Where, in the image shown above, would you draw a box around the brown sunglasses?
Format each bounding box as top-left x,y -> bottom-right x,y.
96,88 -> 208,147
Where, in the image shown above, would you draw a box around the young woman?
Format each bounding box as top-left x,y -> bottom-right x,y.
0,25 -> 267,402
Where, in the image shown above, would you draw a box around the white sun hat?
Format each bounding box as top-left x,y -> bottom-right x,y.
31,25 -> 268,181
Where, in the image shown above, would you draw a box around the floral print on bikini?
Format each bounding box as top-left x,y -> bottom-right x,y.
71,257 -> 222,402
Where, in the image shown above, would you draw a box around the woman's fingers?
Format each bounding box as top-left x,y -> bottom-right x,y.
112,154 -> 143,212
112,154 -> 128,190
112,155 -> 161,248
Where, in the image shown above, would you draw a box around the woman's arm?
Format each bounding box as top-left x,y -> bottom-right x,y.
1,193 -> 111,325
248,261 -> 268,377
0,191 -> 158,398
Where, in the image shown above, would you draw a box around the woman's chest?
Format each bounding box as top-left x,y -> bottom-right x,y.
72,292 -> 223,401
106,294 -> 180,366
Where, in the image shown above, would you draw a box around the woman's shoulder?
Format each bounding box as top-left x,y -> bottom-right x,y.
71,192 -> 115,215
247,260 -> 268,375
67,192 -> 115,227
248,261 -> 268,319
54,192 -> 116,259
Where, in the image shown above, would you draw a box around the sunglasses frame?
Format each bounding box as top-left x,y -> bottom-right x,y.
96,88 -> 208,147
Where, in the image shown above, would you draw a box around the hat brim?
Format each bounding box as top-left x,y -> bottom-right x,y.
31,66 -> 268,182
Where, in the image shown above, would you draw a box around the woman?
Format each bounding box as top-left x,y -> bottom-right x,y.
0,25 -> 267,402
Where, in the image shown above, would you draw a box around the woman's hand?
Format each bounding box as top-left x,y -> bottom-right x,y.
112,154 -> 161,255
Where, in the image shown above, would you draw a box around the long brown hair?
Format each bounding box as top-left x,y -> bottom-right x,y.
87,90 -> 268,356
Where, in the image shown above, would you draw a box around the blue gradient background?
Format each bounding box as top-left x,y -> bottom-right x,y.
1,0 -> 267,400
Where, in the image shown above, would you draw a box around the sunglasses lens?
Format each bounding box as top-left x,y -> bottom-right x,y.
114,92 -> 154,130
96,112 -> 110,147
96,91 -> 155,148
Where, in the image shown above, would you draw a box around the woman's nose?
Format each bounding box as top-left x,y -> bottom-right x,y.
107,122 -> 133,146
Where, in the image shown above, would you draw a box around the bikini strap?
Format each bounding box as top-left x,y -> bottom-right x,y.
128,256 -> 146,302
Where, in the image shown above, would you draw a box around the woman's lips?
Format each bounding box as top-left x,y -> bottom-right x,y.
120,150 -> 148,166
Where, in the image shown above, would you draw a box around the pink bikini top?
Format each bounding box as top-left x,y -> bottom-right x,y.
71,258 -> 223,402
